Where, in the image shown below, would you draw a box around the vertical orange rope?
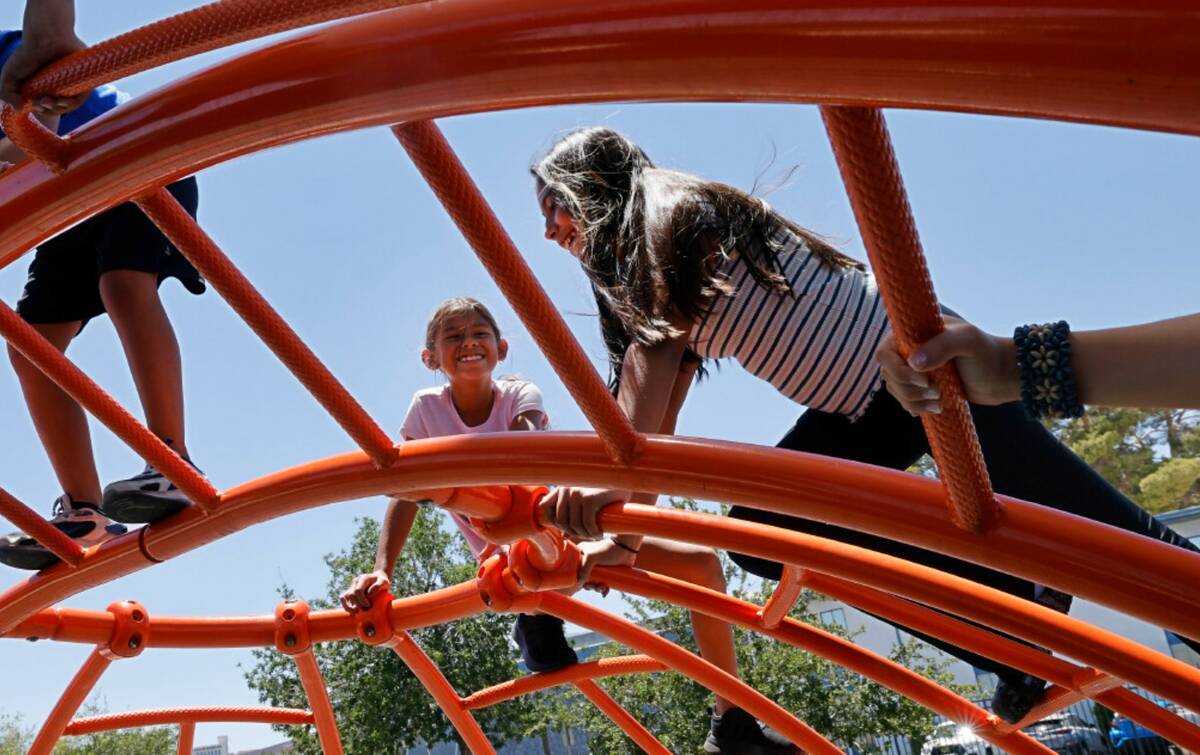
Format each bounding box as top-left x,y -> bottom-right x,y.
176,721 -> 195,755
0,301 -> 218,509
0,485 -> 84,567
292,650 -> 345,755
135,188 -> 398,467
387,631 -> 496,754
574,679 -> 672,755
28,647 -> 112,755
392,121 -> 642,464
819,106 -> 999,533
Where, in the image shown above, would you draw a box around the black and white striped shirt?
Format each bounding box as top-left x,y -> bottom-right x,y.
690,223 -> 889,420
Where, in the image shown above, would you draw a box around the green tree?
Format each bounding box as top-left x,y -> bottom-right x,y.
0,713 -> 30,755
244,508 -> 538,754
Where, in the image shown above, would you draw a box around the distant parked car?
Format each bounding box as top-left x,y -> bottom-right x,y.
1110,711 -> 1171,755
920,721 -> 995,755
1023,713 -> 1109,755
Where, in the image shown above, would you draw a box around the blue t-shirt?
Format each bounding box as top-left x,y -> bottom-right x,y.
0,30 -> 128,138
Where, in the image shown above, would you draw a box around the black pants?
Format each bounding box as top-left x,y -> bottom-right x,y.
729,389 -> 1200,684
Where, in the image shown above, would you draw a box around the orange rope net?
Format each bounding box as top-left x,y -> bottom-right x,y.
1,2 -> 1199,753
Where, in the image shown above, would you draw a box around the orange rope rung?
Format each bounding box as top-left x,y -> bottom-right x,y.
0,300 -> 218,510
820,105 -> 999,534
461,655 -> 666,710
575,679 -> 672,755
392,121 -> 642,465
63,706 -> 314,735
21,0 -> 434,102
0,485 -> 84,568
135,188 -> 397,467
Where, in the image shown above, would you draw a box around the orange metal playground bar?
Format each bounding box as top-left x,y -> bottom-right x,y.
0,0 -> 1197,752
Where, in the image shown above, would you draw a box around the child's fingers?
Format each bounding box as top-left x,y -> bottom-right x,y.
876,334 -> 929,388
907,323 -> 980,372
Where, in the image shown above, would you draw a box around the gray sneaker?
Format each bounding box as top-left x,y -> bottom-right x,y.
102,460 -> 201,524
0,495 -> 127,571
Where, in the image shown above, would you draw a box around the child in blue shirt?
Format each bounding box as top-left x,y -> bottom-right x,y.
0,26 -> 207,570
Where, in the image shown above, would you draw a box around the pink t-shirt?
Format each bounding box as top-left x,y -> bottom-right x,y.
401,378 -> 548,557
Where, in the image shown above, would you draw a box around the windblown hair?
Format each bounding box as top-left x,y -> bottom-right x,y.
424,297 -> 502,351
532,127 -> 863,388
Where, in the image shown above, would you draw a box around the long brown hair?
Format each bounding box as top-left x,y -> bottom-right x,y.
533,127 -> 862,388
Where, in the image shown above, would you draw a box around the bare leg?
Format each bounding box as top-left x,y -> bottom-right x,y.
634,537 -> 737,714
99,270 -> 189,459
8,321 -> 103,505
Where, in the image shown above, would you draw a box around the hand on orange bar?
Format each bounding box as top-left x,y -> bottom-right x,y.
0,1 -> 89,113
573,538 -> 636,596
339,569 -> 390,613
876,317 -> 1019,416
539,486 -> 627,540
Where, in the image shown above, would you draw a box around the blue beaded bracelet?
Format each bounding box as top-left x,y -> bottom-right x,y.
1013,321 -> 1084,420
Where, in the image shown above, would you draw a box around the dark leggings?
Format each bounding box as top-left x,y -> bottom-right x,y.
728,389 -> 1200,683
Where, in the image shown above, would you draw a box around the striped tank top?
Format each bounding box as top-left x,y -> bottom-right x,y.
689,223 -> 889,420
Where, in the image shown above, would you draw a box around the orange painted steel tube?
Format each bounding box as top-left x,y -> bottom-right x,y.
393,121 -> 640,464
0,485 -> 83,567
7,2 -> 1199,266
28,647 -> 112,755
22,0 -> 429,101
0,301 -> 218,509
176,721 -> 195,755
598,504 -> 1200,710
821,105 -> 996,534
5,433 -> 1200,644
575,679 -> 672,755
758,564 -> 804,629
540,591 -> 841,755
135,188 -> 397,467
387,631 -> 496,754
461,655 -> 666,710
598,567 -> 1052,755
9,581 -> 486,648
63,706 -> 314,734
293,650 -> 345,755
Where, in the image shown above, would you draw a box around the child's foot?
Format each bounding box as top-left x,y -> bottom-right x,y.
991,674 -> 1047,724
512,613 -> 578,673
101,460 -> 201,524
0,495 -> 127,571
704,707 -> 799,754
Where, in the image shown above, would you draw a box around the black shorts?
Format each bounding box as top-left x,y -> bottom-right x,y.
16,177 -> 205,330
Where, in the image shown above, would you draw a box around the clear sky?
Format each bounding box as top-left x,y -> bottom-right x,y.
1,4 -> 1198,751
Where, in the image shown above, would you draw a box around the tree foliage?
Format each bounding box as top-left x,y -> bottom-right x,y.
244,508 -> 536,754
0,702 -> 175,755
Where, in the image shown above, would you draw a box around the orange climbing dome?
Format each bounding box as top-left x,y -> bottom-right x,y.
1,1 -> 1199,753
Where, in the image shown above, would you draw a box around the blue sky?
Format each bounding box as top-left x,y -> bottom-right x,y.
2,4 -> 1199,751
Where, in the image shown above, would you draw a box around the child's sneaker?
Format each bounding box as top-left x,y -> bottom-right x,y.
991,674 -> 1047,725
704,706 -> 800,754
101,460 -> 200,524
512,613 -> 578,673
0,495 -> 127,571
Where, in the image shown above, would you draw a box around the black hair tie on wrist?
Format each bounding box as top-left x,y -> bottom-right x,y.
610,535 -> 639,554
1013,321 -> 1084,420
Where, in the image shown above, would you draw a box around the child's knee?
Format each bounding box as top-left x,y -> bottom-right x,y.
682,549 -> 726,592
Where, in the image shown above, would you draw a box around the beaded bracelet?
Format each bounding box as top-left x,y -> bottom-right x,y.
1013,321 -> 1084,420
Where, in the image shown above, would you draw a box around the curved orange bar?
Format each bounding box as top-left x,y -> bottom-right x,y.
541,591 -> 841,755
63,706 -> 314,735
386,631 -> 495,754
394,121 -> 641,465
821,105 -> 997,534
4,1 -> 1200,268
5,434 -> 1200,647
758,564 -> 804,630
598,567 -> 1051,755
461,655 -> 666,711
574,679 -> 672,755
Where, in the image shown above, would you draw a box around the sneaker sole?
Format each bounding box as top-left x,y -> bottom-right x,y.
0,545 -> 59,572
102,492 -> 190,524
